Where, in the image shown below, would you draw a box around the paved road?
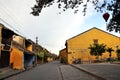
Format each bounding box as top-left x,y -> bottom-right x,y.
5,61 -> 62,80
72,63 -> 120,80
4,61 -> 101,80
60,65 -> 100,80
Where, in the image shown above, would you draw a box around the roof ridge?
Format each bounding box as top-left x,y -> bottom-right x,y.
66,27 -> 120,41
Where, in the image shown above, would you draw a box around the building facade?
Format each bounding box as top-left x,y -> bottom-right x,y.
0,23 -> 56,69
0,23 -> 36,69
0,24 -> 15,68
64,27 -> 120,64
59,48 -> 67,63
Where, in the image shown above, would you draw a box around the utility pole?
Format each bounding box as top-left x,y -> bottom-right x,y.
35,36 -> 38,65
36,36 -> 38,44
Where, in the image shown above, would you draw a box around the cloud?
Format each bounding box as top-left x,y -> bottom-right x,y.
0,0 -> 100,55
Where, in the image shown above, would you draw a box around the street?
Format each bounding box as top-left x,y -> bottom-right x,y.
5,61 -> 62,80
60,65 -> 100,80
5,61 -> 100,80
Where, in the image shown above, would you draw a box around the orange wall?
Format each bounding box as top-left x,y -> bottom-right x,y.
10,47 -> 24,69
59,48 -> 67,63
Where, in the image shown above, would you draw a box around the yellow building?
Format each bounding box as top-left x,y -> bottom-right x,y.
65,27 -> 120,64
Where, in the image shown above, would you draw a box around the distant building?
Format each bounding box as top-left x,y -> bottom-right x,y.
59,48 -> 67,63
62,27 -> 120,64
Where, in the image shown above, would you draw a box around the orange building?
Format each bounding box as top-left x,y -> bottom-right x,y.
0,23 -> 36,69
10,35 -> 25,69
10,46 -> 24,69
64,27 -> 120,64
10,35 -> 36,69
59,48 -> 67,63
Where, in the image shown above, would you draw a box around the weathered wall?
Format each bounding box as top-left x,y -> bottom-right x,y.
13,35 -> 25,47
67,28 -> 120,64
59,48 -> 67,63
10,47 -> 24,69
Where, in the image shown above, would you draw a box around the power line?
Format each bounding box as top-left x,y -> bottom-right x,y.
0,1 -> 30,39
0,1 -> 24,29
0,17 -> 27,38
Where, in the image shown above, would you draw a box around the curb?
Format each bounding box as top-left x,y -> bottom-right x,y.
59,66 -> 64,80
111,62 -> 120,64
70,64 -> 106,80
0,70 -> 25,80
0,67 -> 33,80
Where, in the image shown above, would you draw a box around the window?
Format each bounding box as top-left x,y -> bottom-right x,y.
93,39 -> 98,44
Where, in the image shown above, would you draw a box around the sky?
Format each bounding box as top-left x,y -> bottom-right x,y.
0,0 -> 120,55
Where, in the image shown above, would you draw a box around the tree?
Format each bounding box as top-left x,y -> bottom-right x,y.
88,43 -> 106,60
37,48 -> 49,63
31,0 -> 120,33
106,0 -> 120,33
106,47 -> 114,59
37,52 -> 43,60
116,48 -> 120,60
106,47 -> 114,62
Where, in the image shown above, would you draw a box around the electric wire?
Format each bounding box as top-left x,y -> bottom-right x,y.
0,1 -> 30,38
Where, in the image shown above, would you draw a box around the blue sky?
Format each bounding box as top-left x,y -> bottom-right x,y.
0,0 -> 119,55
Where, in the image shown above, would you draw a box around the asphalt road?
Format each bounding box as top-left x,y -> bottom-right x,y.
60,65 -> 100,80
5,61 -> 100,80
5,61 -> 62,80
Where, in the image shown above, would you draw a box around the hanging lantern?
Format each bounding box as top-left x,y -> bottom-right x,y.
103,13 -> 110,22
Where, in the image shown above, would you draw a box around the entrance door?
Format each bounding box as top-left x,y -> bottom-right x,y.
0,51 -> 10,68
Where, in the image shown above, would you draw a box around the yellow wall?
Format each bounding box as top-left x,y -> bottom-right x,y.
10,47 -> 24,69
67,53 -> 73,64
27,45 -> 32,51
66,28 -> 120,64
47,57 -> 53,62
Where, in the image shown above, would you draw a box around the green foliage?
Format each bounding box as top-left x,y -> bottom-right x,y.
37,52 -> 43,59
116,48 -> 120,60
44,53 -> 53,62
106,47 -> 114,57
31,0 -> 120,33
60,58 -> 67,63
88,43 -> 106,57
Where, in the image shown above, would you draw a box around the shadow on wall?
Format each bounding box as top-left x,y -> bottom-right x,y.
24,53 -> 35,68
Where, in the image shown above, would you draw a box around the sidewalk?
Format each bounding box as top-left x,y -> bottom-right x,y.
111,62 -> 120,64
71,63 -> 120,80
0,67 -> 25,80
0,66 -> 35,80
